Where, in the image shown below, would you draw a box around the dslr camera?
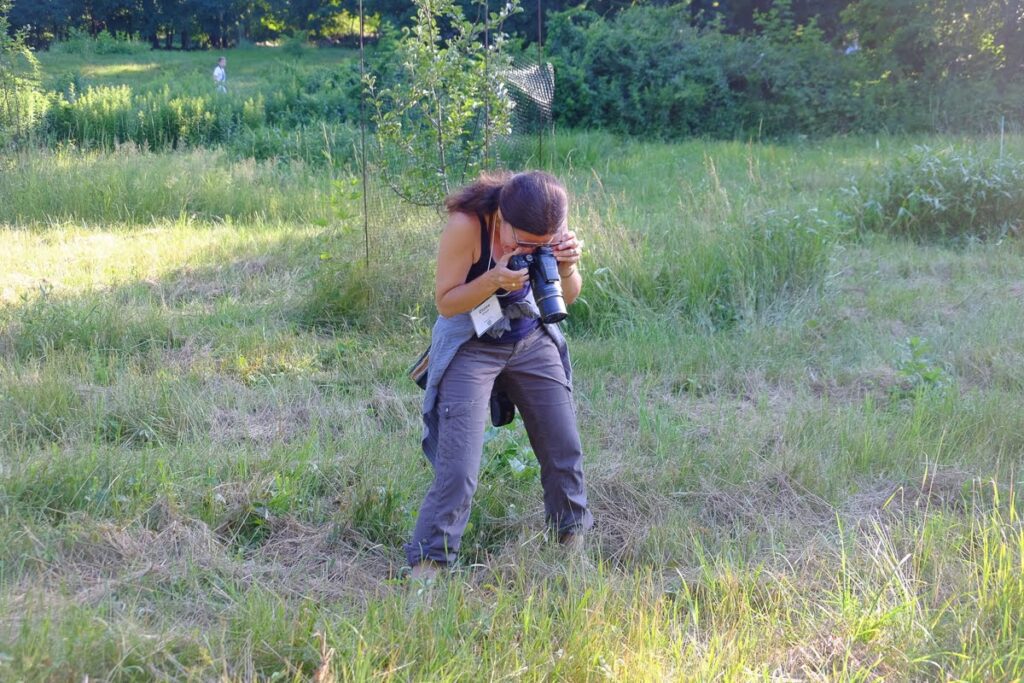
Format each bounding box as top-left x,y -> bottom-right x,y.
508,246 -> 568,324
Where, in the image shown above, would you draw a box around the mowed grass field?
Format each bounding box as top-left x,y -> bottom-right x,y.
2,49 -> 1024,683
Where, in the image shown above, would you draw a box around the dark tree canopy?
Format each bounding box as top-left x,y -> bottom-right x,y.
7,0 -> 868,49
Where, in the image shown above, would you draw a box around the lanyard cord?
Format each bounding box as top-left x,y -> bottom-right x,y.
487,217 -> 519,299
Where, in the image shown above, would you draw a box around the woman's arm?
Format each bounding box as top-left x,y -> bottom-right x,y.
559,266 -> 582,306
435,212 -> 528,317
553,230 -> 584,305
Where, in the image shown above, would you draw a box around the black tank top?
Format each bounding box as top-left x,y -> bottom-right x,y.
465,213 -> 538,343
466,213 -> 494,283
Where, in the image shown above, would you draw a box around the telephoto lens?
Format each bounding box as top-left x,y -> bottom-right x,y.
528,247 -> 567,324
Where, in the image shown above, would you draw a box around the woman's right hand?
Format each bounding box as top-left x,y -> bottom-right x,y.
489,249 -> 529,292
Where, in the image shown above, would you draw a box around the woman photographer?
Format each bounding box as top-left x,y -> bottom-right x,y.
405,171 -> 593,580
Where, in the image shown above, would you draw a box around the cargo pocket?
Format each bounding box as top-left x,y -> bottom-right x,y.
436,400 -> 480,469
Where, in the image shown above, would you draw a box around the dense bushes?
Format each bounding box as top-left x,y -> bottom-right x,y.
545,5 -> 880,138
545,7 -> 734,138
545,3 -> 1024,138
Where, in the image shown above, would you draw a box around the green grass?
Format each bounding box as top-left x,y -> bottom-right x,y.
13,45 -> 362,161
0,146 -> 344,224
1,129 -> 1024,680
37,45 -> 355,95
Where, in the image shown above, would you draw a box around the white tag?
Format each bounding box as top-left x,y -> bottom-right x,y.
470,295 -> 503,337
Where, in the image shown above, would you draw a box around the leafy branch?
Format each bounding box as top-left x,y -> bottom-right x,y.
365,0 -> 520,207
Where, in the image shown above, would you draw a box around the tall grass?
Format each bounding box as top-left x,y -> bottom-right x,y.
19,50 -> 363,159
573,206 -> 835,333
848,145 -> 1024,242
2,133 -> 1024,679
0,145 -> 343,225
40,81 -> 360,162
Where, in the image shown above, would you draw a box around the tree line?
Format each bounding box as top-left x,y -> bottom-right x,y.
7,0 -> 863,50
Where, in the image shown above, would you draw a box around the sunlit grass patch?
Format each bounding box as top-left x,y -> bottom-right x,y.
78,62 -> 161,79
0,147 -> 341,226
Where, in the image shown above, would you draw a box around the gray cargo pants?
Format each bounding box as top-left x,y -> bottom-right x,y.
404,326 -> 593,567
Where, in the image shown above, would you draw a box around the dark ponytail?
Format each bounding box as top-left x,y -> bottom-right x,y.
445,170 -> 567,237
444,171 -> 511,217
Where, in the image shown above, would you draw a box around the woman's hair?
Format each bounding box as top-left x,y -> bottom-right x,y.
445,171 -> 567,236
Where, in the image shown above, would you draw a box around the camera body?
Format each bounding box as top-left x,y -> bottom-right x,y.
508,246 -> 568,324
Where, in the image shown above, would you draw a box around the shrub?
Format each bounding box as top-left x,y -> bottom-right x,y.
40,63 -> 361,154
367,0 -> 519,205
49,84 -> 134,145
261,62 -> 362,127
93,30 -> 150,55
46,84 -> 238,150
242,94 -> 266,128
849,146 -> 1024,242
50,28 -> 149,56
726,6 -> 882,136
49,27 -> 93,55
891,336 -> 955,400
545,3 -> 890,138
280,30 -> 310,59
546,6 -> 737,138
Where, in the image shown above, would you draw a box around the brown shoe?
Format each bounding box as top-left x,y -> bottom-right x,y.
410,559 -> 444,581
558,530 -> 585,551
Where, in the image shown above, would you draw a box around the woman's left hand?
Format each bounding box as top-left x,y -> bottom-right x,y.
553,230 -> 583,268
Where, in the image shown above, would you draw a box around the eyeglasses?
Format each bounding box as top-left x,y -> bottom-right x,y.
511,226 -> 564,251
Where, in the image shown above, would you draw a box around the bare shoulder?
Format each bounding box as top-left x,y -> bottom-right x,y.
440,211 -> 481,257
444,211 -> 480,238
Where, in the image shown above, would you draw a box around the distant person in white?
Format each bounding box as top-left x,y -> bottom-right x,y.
213,57 -> 227,93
